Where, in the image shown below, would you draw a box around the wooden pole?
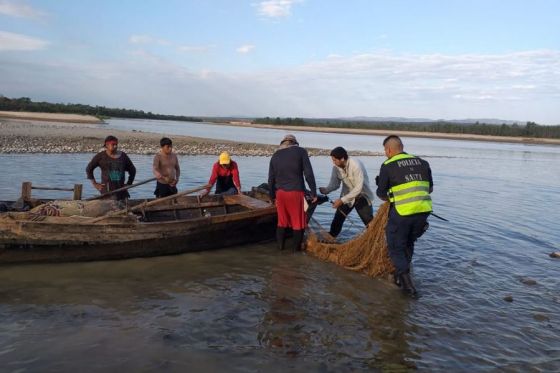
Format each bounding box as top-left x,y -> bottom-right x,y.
73,184 -> 83,200
21,182 -> 32,201
87,184 -> 208,224
85,177 -> 157,201
31,186 -> 75,191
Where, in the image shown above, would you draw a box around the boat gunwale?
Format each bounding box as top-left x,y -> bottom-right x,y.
3,203 -> 276,232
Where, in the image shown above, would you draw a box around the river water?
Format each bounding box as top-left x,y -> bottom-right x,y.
1,119 -> 559,371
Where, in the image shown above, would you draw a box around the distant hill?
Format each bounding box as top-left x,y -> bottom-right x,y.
336,116 -> 523,125
336,116 -> 434,123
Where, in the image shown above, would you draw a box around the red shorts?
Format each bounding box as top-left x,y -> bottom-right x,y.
275,189 -> 306,230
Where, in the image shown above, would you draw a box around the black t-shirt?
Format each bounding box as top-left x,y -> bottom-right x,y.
86,151 -> 136,199
268,146 -> 317,199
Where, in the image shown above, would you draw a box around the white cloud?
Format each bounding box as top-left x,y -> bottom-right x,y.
0,0 -> 46,18
256,0 -> 300,18
236,44 -> 255,54
0,30 -> 48,51
1,49 -> 559,124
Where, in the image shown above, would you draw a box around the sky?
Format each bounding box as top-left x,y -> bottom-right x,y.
0,0 -> 559,124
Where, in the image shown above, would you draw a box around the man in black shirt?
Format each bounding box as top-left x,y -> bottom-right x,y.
268,134 -> 317,251
86,135 -> 136,200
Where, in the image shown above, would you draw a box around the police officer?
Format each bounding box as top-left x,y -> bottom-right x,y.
376,135 -> 433,297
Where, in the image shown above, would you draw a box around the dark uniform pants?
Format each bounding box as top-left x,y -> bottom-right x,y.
329,195 -> 373,237
386,207 -> 429,275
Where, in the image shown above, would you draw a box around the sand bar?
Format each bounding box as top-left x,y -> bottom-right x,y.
0,111 -> 102,124
0,118 -> 379,157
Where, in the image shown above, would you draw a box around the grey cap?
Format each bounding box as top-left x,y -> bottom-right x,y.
280,134 -> 298,145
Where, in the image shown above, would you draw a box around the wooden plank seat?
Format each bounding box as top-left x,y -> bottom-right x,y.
223,194 -> 272,210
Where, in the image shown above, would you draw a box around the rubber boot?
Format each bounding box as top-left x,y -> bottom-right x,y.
292,229 -> 304,252
393,273 -> 402,288
399,273 -> 418,298
276,227 -> 286,251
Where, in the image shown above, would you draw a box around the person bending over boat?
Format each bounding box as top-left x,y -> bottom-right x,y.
376,135 -> 433,297
268,134 -> 317,251
201,151 -> 241,196
86,135 -> 136,201
153,137 -> 180,198
319,146 -> 374,239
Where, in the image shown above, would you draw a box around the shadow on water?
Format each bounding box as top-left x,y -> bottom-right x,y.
0,243 -> 424,372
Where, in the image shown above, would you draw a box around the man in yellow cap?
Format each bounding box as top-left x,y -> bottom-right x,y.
203,151 -> 242,195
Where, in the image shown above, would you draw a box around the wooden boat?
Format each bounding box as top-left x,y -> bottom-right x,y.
0,189 -> 276,264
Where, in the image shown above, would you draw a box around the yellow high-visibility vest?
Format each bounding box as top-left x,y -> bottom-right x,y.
384,153 -> 432,216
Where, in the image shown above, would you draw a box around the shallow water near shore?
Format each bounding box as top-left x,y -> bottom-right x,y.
1,127 -> 560,371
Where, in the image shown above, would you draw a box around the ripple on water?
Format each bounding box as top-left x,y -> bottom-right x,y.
1,143 -> 560,370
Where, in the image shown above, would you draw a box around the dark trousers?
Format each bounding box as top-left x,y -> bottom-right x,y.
329,195 -> 373,237
216,186 -> 238,195
386,207 -> 429,275
154,182 -> 178,198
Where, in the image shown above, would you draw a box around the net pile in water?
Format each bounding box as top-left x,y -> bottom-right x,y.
306,202 -> 394,278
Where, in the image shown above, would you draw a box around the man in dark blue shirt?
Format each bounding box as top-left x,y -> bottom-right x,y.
268,134 -> 317,251
376,135 -> 433,297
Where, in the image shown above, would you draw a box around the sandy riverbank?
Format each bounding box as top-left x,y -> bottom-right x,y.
0,118 -> 379,157
221,121 -> 560,146
0,111 -> 102,124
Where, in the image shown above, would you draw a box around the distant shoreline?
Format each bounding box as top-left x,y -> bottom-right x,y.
0,111 -> 102,124
0,117 -> 378,157
217,121 -> 560,146
2,111 -> 557,148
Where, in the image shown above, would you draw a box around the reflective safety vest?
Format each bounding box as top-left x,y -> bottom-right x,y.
384,153 -> 432,216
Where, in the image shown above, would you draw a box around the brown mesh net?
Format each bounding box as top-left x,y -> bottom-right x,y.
306,202 -> 394,277
0,200 -> 122,225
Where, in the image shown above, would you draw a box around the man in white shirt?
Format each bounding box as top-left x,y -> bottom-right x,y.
319,147 -> 374,238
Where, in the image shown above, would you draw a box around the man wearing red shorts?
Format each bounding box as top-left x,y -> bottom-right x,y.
268,134 -> 317,251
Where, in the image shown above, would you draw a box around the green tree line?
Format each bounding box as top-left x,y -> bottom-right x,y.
0,96 -> 202,122
254,117 -> 560,139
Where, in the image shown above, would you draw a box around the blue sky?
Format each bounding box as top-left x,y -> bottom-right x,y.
1,0 -> 559,124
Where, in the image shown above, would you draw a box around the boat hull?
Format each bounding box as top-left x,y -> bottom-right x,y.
0,196 -> 277,264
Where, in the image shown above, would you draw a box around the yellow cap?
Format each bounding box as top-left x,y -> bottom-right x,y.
219,151 -> 231,165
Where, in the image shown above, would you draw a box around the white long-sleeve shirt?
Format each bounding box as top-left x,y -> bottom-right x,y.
323,157 -> 374,206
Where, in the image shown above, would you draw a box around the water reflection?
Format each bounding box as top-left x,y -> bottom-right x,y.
1,133 -> 560,370
105,118 -> 560,158
258,258 -> 310,355
367,294 -> 416,371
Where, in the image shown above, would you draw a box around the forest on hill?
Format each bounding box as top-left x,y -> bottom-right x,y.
0,96 -> 202,122
2,96 -> 559,139
253,117 -> 560,139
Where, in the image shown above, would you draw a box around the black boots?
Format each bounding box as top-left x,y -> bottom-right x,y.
276,228 -> 304,252
399,273 -> 418,298
292,229 -> 304,252
276,227 -> 286,250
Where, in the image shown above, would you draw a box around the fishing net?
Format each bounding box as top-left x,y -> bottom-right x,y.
306,202 -> 394,278
0,200 -> 120,221
29,200 -> 120,217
